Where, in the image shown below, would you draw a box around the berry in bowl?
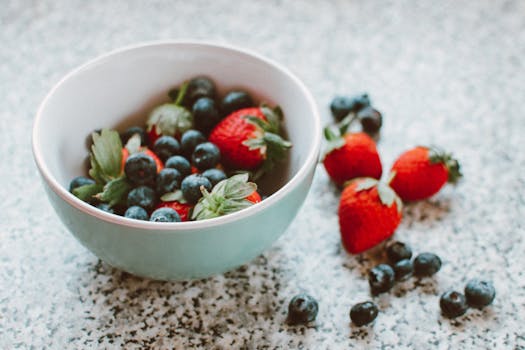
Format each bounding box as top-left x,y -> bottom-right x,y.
32,41 -> 321,280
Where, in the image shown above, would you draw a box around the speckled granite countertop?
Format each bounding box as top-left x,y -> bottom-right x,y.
1,0 -> 524,349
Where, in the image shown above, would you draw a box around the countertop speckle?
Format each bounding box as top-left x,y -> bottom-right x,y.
1,0 -> 525,349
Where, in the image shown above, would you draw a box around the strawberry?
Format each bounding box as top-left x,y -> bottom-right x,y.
389,146 -> 462,201
208,106 -> 292,175
245,190 -> 262,203
323,117 -> 382,185
339,178 -> 402,254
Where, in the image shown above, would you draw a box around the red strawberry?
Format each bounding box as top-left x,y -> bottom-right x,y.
390,146 -> 462,201
323,125 -> 382,185
246,190 -> 262,203
208,106 -> 292,173
339,178 -> 402,254
156,200 -> 193,222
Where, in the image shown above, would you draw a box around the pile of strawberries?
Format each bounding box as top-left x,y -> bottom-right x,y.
323,93 -> 462,254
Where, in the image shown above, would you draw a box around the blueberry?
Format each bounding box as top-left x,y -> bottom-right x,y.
192,142 -> 221,171
357,106 -> 383,134
124,153 -> 157,186
368,264 -> 395,295
329,94 -> 371,121
201,168 -> 227,187
127,186 -> 157,211
350,301 -> 379,326
181,129 -> 206,157
69,176 -> 95,192
393,259 -> 414,281
185,76 -> 216,107
165,155 -> 191,178
287,294 -> 319,325
124,206 -> 149,221
464,279 -> 495,308
413,253 -> 442,277
150,207 -> 181,222
192,97 -> 221,132
181,174 -> 212,204
156,168 -> 182,195
153,136 -> 180,162
220,90 -> 254,116
95,203 -> 114,214
386,241 -> 412,263
440,291 -> 468,318
120,126 -> 147,146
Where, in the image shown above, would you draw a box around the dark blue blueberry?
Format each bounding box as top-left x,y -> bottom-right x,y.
440,291 -> 468,318
153,136 -> 180,162
185,76 -> 216,107
386,241 -> 412,263
124,206 -> 149,221
181,174 -> 212,204
464,279 -> 495,308
124,153 -> 157,186
192,142 -> 221,171
69,176 -> 95,192
127,186 -> 157,211
414,253 -> 442,277
150,207 -> 181,222
220,90 -> 254,116
287,294 -> 319,325
156,168 -> 182,195
358,106 -> 383,134
393,259 -> 414,281
350,301 -> 378,326
201,168 -> 227,187
120,126 -> 147,146
165,155 -> 191,178
329,94 -> 371,121
181,129 -> 206,157
192,97 -> 221,132
368,264 -> 395,295
95,203 -> 114,214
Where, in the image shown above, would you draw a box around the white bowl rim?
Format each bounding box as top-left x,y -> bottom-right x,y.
32,40 -> 321,232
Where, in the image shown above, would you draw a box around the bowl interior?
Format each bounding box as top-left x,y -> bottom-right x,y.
34,42 -> 319,216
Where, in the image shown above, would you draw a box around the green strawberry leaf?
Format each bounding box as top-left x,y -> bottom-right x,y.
160,189 -> 187,203
72,183 -> 104,202
260,104 -> 282,133
88,129 -> 123,183
146,104 -> 193,136
428,145 -> 463,184
355,178 -> 378,191
125,133 -> 142,154
323,138 -> 346,155
323,125 -> 339,141
95,176 -> 130,207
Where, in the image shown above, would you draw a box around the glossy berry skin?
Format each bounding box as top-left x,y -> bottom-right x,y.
393,259 -> 414,281
120,126 -> 147,146
323,132 -> 382,185
220,90 -> 254,116
153,136 -> 180,162
287,294 -> 319,325
185,76 -> 216,107
338,180 -> 402,254
440,291 -> 469,318
124,206 -> 149,221
192,97 -> 221,132
127,186 -> 157,211
155,201 -> 193,222
413,252 -> 442,277
95,203 -> 114,214
386,241 -> 413,263
150,207 -> 181,222
192,142 -> 221,171
124,153 -> 158,186
181,174 -> 212,204
464,279 -> 495,308
69,176 -> 95,192
181,129 -> 207,157
368,264 -> 395,295
165,155 -> 191,178
357,106 -> 382,134
201,168 -> 227,187
330,94 -> 370,121
350,301 -> 378,326
121,148 -> 163,174
156,168 -> 182,195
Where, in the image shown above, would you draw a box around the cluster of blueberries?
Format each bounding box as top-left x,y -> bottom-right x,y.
285,241 -> 495,327
329,93 -> 383,135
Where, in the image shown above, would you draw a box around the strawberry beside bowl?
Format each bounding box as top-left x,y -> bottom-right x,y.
32,41 -> 321,281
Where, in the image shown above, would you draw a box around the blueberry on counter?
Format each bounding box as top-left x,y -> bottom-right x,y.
127,186 -> 157,211
124,205 -> 149,221
181,129 -> 207,157
440,291 -> 469,318
192,142 -> 221,171
165,155 -> 192,178
156,168 -> 182,195
150,207 -> 181,222
153,136 -> 180,162
287,294 -> 319,325
413,253 -> 442,277
124,153 -> 157,186
386,241 -> 413,263
357,106 -> 382,134
329,94 -> 371,121
350,301 -> 378,326
181,174 -> 212,204
69,176 -> 96,192
393,259 -> 414,281
193,97 -> 221,132
201,168 -> 227,187
220,90 -> 254,116
368,264 -> 395,295
464,279 -> 496,308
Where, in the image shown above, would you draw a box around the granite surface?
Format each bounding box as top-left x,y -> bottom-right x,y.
1,0 -> 525,349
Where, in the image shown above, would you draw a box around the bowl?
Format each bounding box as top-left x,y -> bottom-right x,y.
32,41 -> 321,281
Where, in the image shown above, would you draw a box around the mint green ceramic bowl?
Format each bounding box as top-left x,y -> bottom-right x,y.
32,41 -> 321,281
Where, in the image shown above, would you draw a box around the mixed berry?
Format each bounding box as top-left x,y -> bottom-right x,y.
69,76 -> 292,222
